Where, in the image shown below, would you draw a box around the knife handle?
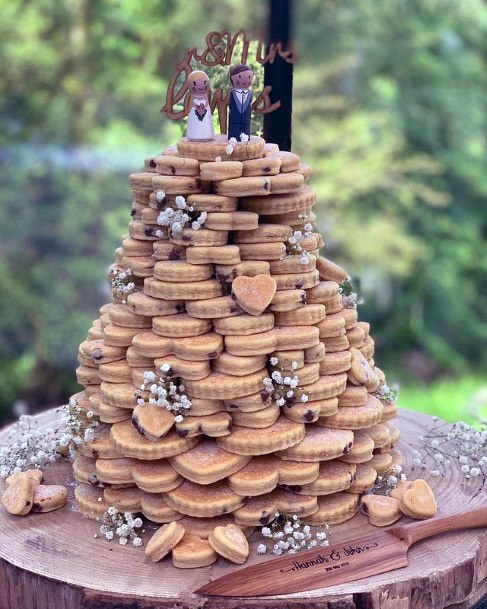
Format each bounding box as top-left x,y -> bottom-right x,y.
392,506 -> 487,548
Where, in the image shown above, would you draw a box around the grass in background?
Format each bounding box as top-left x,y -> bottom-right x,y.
396,375 -> 487,425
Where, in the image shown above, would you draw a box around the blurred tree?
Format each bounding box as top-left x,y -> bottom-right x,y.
294,0 -> 487,376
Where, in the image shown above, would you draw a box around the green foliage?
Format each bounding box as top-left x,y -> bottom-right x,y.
0,0 -> 486,422
396,375 -> 487,425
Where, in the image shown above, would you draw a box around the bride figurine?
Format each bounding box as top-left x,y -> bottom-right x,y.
186,70 -> 214,141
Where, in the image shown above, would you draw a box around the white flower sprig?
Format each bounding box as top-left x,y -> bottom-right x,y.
263,358 -> 309,407
373,382 -> 398,405
367,464 -> 408,496
257,514 -> 330,556
96,507 -> 143,547
0,398 -> 100,478
156,194 -> 207,236
225,136 -> 238,156
59,396 -> 100,451
283,226 -> 314,265
110,268 -> 135,301
339,277 -> 363,309
239,132 -> 249,143
0,416 -> 65,478
412,418 -> 487,484
137,368 -> 192,420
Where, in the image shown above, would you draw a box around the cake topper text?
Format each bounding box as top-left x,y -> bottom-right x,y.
161,30 -> 294,133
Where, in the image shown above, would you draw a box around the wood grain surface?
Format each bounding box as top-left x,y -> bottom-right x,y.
0,408 -> 485,609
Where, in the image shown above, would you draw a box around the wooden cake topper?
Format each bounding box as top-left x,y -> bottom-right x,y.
161,30 -> 293,135
185,70 -> 214,141
228,64 -> 254,140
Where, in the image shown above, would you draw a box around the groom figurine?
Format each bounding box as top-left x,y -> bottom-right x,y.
228,64 -> 254,140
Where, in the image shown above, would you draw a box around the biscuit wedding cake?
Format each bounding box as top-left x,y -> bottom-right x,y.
70,109 -> 400,565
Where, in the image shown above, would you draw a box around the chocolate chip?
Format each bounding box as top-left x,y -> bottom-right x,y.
32,503 -> 40,510
131,415 -> 146,438
176,428 -> 189,437
300,293 -> 307,304
130,208 -> 136,217
281,484 -> 302,493
25,500 -> 32,507
207,351 -> 218,358
88,474 -> 99,486
149,159 -> 156,168
260,390 -> 270,401
304,409 -> 315,421
92,450 -> 99,459
170,165 -> 176,175
182,235 -> 191,242
144,228 -> 153,237
263,166 -> 271,173
263,180 -> 269,190
296,282 -> 303,289
92,349 -> 102,361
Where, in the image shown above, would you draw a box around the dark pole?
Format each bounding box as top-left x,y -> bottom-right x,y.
263,0 -> 293,151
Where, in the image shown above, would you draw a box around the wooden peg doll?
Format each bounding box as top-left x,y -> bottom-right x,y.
186,70 -> 214,141
228,64 -> 254,140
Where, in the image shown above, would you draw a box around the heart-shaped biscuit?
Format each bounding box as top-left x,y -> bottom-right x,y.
399,479 -> 437,519
209,523 -> 249,564
361,494 -> 402,527
232,274 -> 277,316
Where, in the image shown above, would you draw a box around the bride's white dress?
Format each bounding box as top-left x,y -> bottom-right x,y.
186,97 -> 214,141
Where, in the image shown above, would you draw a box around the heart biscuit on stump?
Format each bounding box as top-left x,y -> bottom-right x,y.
231,274 -> 277,316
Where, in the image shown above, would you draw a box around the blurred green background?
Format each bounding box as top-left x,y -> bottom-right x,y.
0,0 -> 486,425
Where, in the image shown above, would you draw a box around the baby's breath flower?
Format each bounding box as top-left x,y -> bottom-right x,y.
157,196 -> 206,235
137,370 -> 192,419
110,267 -> 136,300
258,515 -> 332,556
339,278 -> 362,309
264,356 -> 307,409
0,409 -> 92,477
374,382 -> 398,405
239,132 -> 249,143
99,507 -> 143,547
413,416 -> 487,480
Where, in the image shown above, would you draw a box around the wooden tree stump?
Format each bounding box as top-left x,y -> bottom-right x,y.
0,408 -> 486,609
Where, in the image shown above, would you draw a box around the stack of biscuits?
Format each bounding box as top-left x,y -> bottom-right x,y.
72,134 -> 400,561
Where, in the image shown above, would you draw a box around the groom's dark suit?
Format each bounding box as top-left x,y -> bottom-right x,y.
228,88 -> 252,140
